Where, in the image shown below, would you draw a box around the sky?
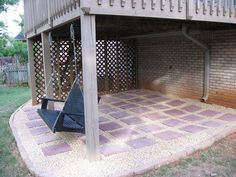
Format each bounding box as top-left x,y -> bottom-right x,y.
0,0 -> 24,37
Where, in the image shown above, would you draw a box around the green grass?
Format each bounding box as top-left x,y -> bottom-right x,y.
140,133 -> 236,177
0,85 -> 31,177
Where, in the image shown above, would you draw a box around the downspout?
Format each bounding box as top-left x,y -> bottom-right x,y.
182,25 -> 210,102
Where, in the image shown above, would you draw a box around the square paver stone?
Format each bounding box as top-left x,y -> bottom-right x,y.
164,109 -> 186,116
133,91 -> 150,96
155,130 -> 184,140
128,98 -> 145,103
137,124 -> 163,133
143,94 -> 160,99
198,110 -> 220,117
110,111 -> 130,119
22,107 -> 37,112
25,111 -> 37,116
42,143 -> 71,156
151,97 -> 170,102
99,116 -> 110,123
121,117 -> 145,125
113,93 -> 126,97
30,126 -> 50,136
112,101 -> 129,107
199,121 -> 222,127
180,125 -> 207,133
99,104 -> 112,110
125,90 -> 139,94
145,112 -> 168,120
27,113 -> 41,120
181,105 -> 202,112
181,114 -> 204,122
166,100 -> 185,107
138,100 -> 156,106
130,107 -> 151,114
126,137 -> 156,149
218,113 -> 236,122
26,120 -> 46,128
35,133 -> 61,144
100,122 -> 122,131
151,104 -> 170,110
99,135 -> 110,145
114,93 -> 135,99
102,97 -> 120,103
161,119 -> 186,127
110,128 -> 139,138
119,103 -> 139,110
100,108 -> 120,114
100,144 -> 129,156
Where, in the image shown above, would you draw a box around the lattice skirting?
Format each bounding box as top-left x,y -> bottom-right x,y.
33,39 -> 137,103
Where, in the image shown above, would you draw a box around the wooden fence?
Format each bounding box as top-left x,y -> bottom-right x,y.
4,67 -> 28,85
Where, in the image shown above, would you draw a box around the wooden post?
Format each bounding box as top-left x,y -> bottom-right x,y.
41,32 -> 54,109
27,39 -> 37,105
81,14 -> 100,161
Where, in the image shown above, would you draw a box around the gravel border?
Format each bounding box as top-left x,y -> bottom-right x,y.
121,125 -> 236,177
9,102 -> 57,177
9,100 -> 236,177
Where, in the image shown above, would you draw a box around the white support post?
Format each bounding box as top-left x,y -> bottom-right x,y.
27,39 -> 37,105
81,14 -> 100,161
41,32 -> 54,109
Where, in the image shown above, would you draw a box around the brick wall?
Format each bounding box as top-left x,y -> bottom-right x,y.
137,30 -> 236,108
209,30 -> 236,108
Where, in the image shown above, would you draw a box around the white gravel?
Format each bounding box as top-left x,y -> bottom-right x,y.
10,90 -> 236,177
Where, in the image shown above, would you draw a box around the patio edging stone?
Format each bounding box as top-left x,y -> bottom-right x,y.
9,101 -> 57,177
9,101 -> 236,177
120,125 -> 236,177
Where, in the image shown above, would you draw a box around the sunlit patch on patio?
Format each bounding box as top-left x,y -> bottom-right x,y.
11,89 -> 236,177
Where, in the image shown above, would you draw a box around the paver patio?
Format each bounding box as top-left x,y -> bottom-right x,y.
10,89 -> 236,177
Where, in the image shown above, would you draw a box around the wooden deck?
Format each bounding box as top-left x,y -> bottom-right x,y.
24,0 -> 236,38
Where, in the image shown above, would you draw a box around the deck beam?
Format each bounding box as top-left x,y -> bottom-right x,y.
27,39 -> 37,105
41,32 -> 54,109
81,14 -> 100,161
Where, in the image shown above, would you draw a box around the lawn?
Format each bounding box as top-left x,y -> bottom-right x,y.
0,86 -> 32,177
140,133 -> 236,177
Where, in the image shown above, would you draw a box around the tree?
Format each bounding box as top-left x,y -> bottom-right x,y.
0,4 -> 28,64
13,14 -> 24,33
0,38 -> 28,64
0,0 -> 19,12
0,21 -> 10,57
13,14 -> 28,64
12,40 -> 28,64
0,21 -> 7,36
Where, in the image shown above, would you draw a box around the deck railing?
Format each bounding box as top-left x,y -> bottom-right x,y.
24,0 -> 80,35
188,0 -> 236,23
24,0 -> 236,38
88,0 -> 187,19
